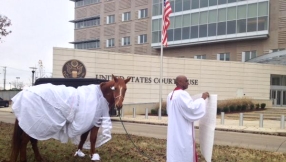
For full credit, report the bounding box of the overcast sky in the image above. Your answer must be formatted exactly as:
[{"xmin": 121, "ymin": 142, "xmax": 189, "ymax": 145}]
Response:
[{"xmin": 0, "ymin": 0, "xmax": 74, "ymax": 89}]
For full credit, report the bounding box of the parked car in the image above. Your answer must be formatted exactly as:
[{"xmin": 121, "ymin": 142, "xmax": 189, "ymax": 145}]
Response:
[{"xmin": 0, "ymin": 97, "xmax": 9, "ymax": 107}]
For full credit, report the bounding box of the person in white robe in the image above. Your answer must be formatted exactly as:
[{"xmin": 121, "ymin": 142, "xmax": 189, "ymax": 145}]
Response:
[
  {"xmin": 166, "ymin": 75, "xmax": 209, "ymax": 162},
  {"xmin": 11, "ymin": 83, "xmax": 112, "ymax": 148}
]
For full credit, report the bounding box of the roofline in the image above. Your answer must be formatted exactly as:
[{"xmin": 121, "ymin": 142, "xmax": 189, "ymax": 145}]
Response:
[
  {"xmin": 69, "ymin": 39, "xmax": 100, "ymax": 44},
  {"xmin": 69, "ymin": 15, "xmax": 100, "ymax": 23}
]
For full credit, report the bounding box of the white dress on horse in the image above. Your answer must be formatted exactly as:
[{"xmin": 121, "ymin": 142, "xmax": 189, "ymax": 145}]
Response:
[{"xmin": 11, "ymin": 83, "xmax": 112, "ymax": 148}]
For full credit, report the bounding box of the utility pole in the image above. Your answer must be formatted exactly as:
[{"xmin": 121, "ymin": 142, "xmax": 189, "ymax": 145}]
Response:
[{"xmin": 3, "ymin": 67, "xmax": 6, "ymax": 90}]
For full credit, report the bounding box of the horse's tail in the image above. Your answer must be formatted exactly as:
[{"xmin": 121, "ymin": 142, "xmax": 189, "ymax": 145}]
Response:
[{"xmin": 10, "ymin": 119, "xmax": 22, "ymax": 162}]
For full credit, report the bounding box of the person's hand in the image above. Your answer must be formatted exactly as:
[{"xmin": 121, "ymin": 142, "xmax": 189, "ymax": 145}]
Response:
[{"xmin": 202, "ymin": 92, "xmax": 209, "ymax": 100}]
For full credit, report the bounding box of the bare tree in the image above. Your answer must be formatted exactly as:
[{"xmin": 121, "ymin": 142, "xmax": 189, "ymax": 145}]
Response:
[
  {"xmin": 0, "ymin": 15, "xmax": 12, "ymax": 42},
  {"xmin": 11, "ymin": 81, "xmax": 17, "ymax": 89},
  {"xmin": 17, "ymin": 82, "xmax": 24, "ymax": 89}
]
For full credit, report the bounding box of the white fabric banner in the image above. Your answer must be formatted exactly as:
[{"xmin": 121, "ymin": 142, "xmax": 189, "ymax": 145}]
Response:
[{"xmin": 192, "ymin": 94, "xmax": 217, "ymax": 162}]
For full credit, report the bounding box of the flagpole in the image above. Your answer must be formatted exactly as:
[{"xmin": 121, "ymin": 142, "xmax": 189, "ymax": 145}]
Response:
[{"xmin": 159, "ymin": 0, "xmax": 164, "ymax": 120}]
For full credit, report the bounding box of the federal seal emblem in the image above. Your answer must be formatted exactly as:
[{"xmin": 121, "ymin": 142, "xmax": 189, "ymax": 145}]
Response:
[{"xmin": 62, "ymin": 59, "xmax": 86, "ymax": 78}]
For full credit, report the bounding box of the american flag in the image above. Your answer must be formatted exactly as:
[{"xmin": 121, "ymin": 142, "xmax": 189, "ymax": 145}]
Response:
[{"xmin": 162, "ymin": 0, "xmax": 172, "ymax": 47}]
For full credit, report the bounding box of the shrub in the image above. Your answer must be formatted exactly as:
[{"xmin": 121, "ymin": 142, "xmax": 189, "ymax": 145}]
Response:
[
  {"xmin": 154, "ymin": 101, "xmax": 167, "ymax": 116},
  {"xmin": 217, "ymin": 107, "xmax": 222, "ymax": 115},
  {"xmin": 217, "ymin": 97, "xmax": 254, "ymax": 113},
  {"xmin": 250, "ymin": 104, "xmax": 254, "ymax": 110},
  {"xmin": 241, "ymin": 104, "xmax": 247, "ymax": 111},
  {"xmin": 151, "ymin": 109, "xmax": 157, "ymax": 115},
  {"xmin": 229, "ymin": 105, "xmax": 235, "ymax": 112},
  {"xmin": 236, "ymin": 105, "xmax": 242, "ymax": 111},
  {"xmin": 261, "ymin": 103, "xmax": 266, "ymax": 109},
  {"xmin": 223, "ymin": 107, "xmax": 229, "ymax": 113},
  {"xmin": 255, "ymin": 103, "xmax": 260, "ymax": 110}
]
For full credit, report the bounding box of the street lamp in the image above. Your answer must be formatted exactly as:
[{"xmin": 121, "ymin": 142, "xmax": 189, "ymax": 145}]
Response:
[
  {"xmin": 9, "ymin": 82, "xmax": 11, "ymax": 90},
  {"xmin": 29, "ymin": 67, "xmax": 37, "ymax": 86}
]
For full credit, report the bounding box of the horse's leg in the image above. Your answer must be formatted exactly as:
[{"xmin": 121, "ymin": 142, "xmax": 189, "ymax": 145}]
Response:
[
  {"xmin": 10, "ymin": 119, "xmax": 22, "ymax": 162},
  {"xmin": 30, "ymin": 137, "xmax": 43, "ymax": 161},
  {"xmin": 90, "ymin": 126, "xmax": 100, "ymax": 160},
  {"xmin": 19, "ymin": 132, "xmax": 30, "ymax": 162},
  {"xmin": 74, "ymin": 131, "xmax": 89, "ymax": 157}
]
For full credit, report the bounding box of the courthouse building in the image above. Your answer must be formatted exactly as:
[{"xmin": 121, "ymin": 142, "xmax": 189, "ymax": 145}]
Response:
[{"xmin": 63, "ymin": 0, "xmax": 286, "ymax": 107}]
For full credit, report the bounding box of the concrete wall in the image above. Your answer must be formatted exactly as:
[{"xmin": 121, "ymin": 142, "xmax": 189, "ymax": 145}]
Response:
[
  {"xmin": 0, "ymin": 91, "xmax": 20, "ymax": 101},
  {"xmin": 53, "ymin": 47, "xmax": 286, "ymax": 106}
]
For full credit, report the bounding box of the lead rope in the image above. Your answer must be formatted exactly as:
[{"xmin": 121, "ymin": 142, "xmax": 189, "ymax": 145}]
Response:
[{"xmin": 118, "ymin": 110, "xmax": 158, "ymax": 162}]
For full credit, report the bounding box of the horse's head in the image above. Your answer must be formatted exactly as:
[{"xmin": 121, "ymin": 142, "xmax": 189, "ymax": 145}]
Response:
[{"xmin": 102, "ymin": 74, "xmax": 131, "ymax": 110}]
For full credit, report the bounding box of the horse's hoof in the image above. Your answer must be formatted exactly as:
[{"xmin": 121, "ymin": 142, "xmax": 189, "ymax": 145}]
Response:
[
  {"xmin": 74, "ymin": 149, "xmax": 85, "ymax": 157},
  {"xmin": 91, "ymin": 153, "xmax": 100, "ymax": 161}
]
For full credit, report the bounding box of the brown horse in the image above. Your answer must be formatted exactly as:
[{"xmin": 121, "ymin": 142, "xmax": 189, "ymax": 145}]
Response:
[{"xmin": 10, "ymin": 74, "xmax": 131, "ymax": 162}]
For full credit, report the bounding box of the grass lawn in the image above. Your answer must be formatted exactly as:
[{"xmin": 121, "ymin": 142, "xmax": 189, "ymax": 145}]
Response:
[{"xmin": 0, "ymin": 122, "xmax": 286, "ymax": 162}]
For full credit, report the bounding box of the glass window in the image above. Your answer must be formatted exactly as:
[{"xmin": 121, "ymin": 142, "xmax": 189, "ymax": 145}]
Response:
[
  {"xmin": 228, "ymin": 0, "xmax": 236, "ymax": 3},
  {"xmin": 169, "ymin": 17, "xmax": 175, "ymax": 29},
  {"xmin": 227, "ymin": 7, "xmax": 236, "ymax": 21},
  {"xmin": 167, "ymin": 29, "xmax": 174, "ymax": 41},
  {"xmin": 195, "ymin": 55, "xmax": 206, "ymax": 59},
  {"xmin": 139, "ymin": 9, "xmax": 148, "ymax": 19},
  {"xmin": 218, "ymin": 8, "xmax": 226, "ymax": 22},
  {"xmin": 200, "ymin": 11, "xmax": 208, "ymax": 24},
  {"xmin": 258, "ymin": 2, "xmax": 268, "ymax": 16},
  {"xmin": 192, "ymin": 0, "xmax": 199, "ymax": 9},
  {"xmin": 107, "ymin": 38, "xmax": 115, "ymax": 47},
  {"xmin": 152, "ymin": 31, "xmax": 159, "ymax": 43},
  {"xmin": 191, "ymin": 13, "xmax": 199, "ymax": 26},
  {"xmin": 208, "ymin": 23, "xmax": 216, "ymax": 36},
  {"xmin": 191, "ymin": 26, "xmax": 199, "ymax": 38},
  {"xmin": 209, "ymin": 10, "xmax": 217, "ymax": 23},
  {"xmin": 175, "ymin": 0, "xmax": 183, "ymax": 12},
  {"xmin": 200, "ymin": 0, "xmax": 208, "ymax": 8},
  {"xmin": 247, "ymin": 18, "xmax": 257, "ymax": 32},
  {"xmin": 258, "ymin": 16, "xmax": 268, "ymax": 31},
  {"xmin": 209, "ymin": 0, "xmax": 217, "ymax": 6},
  {"xmin": 218, "ymin": 0, "xmax": 227, "ymax": 5},
  {"xmin": 139, "ymin": 34, "xmax": 147, "ymax": 44},
  {"xmin": 183, "ymin": 0, "xmax": 191, "ymax": 11},
  {"xmin": 244, "ymin": 51, "xmax": 256, "ymax": 61},
  {"xmin": 152, "ymin": 19, "xmax": 160, "ymax": 31},
  {"xmin": 107, "ymin": 15, "xmax": 115, "ymax": 24},
  {"xmin": 182, "ymin": 27, "xmax": 190, "ymax": 39},
  {"xmin": 199, "ymin": 24, "xmax": 207, "ymax": 37},
  {"xmin": 237, "ymin": 19, "xmax": 246, "ymax": 33},
  {"xmin": 122, "ymin": 12, "xmax": 131, "ymax": 21},
  {"xmin": 217, "ymin": 22, "xmax": 226, "ymax": 35},
  {"xmin": 183, "ymin": 14, "xmax": 191, "ymax": 27},
  {"xmin": 174, "ymin": 15, "xmax": 182, "ymax": 28},
  {"xmin": 122, "ymin": 36, "xmax": 131, "ymax": 45},
  {"xmin": 248, "ymin": 3, "xmax": 257, "ymax": 18},
  {"xmin": 153, "ymin": 4, "xmax": 160, "ymax": 16},
  {"xmin": 174, "ymin": 28, "xmax": 182, "ymax": 40},
  {"xmin": 153, "ymin": 0, "xmax": 159, "ymax": 4},
  {"xmin": 227, "ymin": 20, "xmax": 236, "ymax": 34},
  {"xmin": 219, "ymin": 53, "xmax": 230, "ymax": 61},
  {"xmin": 170, "ymin": 0, "xmax": 175, "ymax": 11},
  {"xmin": 237, "ymin": 5, "xmax": 246, "ymax": 19}
]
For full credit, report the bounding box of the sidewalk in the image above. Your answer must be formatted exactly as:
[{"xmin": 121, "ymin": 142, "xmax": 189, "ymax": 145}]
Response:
[
  {"xmin": 2, "ymin": 107, "xmax": 286, "ymax": 136},
  {"xmin": 110, "ymin": 114, "xmax": 286, "ymax": 136}
]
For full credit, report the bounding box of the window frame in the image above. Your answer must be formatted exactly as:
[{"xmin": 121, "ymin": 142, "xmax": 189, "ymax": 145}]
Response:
[
  {"xmin": 106, "ymin": 38, "xmax": 115, "ymax": 47},
  {"xmin": 106, "ymin": 15, "xmax": 115, "ymax": 24},
  {"xmin": 138, "ymin": 34, "xmax": 147, "ymax": 44},
  {"xmin": 138, "ymin": 9, "xmax": 148, "ymax": 19},
  {"xmin": 121, "ymin": 36, "xmax": 131, "ymax": 46},
  {"xmin": 122, "ymin": 12, "xmax": 131, "ymax": 21}
]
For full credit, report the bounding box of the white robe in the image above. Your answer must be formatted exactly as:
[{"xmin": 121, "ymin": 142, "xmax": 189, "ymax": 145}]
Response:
[
  {"xmin": 11, "ymin": 83, "xmax": 112, "ymax": 148},
  {"xmin": 166, "ymin": 89, "xmax": 206, "ymax": 162}
]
